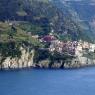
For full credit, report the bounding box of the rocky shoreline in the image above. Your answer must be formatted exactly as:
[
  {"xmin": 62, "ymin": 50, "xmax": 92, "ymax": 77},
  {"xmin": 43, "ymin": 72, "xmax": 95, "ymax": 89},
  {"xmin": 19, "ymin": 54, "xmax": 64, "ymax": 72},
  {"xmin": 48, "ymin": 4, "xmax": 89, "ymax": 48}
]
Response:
[
  {"xmin": 0, "ymin": 47, "xmax": 34, "ymax": 70},
  {"xmin": 1, "ymin": 53, "xmax": 95, "ymax": 70},
  {"xmin": 1, "ymin": 42, "xmax": 95, "ymax": 70}
]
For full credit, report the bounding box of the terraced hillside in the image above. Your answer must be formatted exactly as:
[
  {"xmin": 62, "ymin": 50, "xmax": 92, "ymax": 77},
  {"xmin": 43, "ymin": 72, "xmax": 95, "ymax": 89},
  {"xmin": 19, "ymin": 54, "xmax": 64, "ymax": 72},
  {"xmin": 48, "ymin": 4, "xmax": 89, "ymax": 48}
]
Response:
[{"xmin": 0, "ymin": 0, "xmax": 94, "ymax": 59}]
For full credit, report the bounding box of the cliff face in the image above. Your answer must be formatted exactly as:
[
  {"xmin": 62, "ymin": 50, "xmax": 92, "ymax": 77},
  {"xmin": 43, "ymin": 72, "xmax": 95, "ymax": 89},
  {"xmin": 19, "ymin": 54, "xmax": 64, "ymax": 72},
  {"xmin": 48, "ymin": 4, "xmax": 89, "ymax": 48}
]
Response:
[
  {"xmin": 0, "ymin": 47, "xmax": 34, "ymax": 69},
  {"xmin": 35, "ymin": 56, "xmax": 95, "ymax": 69},
  {"xmin": 0, "ymin": 47, "xmax": 95, "ymax": 69},
  {"xmin": 64, "ymin": 57, "xmax": 95, "ymax": 69}
]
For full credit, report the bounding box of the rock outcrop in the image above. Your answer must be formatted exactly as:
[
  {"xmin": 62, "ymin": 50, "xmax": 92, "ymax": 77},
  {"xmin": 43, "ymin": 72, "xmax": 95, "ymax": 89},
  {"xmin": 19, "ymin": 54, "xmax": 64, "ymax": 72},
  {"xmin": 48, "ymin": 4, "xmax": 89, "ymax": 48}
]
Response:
[
  {"xmin": 0, "ymin": 47, "xmax": 34, "ymax": 69},
  {"xmin": 64, "ymin": 57, "xmax": 95, "ymax": 69}
]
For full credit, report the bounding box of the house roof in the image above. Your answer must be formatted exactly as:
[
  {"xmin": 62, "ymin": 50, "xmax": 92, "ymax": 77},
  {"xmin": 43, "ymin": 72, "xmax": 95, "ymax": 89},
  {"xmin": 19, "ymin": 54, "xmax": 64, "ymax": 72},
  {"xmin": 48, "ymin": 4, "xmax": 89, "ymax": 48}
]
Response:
[{"xmin": 43, "ymin": 35, "xmax": 55, "ymax": 42}]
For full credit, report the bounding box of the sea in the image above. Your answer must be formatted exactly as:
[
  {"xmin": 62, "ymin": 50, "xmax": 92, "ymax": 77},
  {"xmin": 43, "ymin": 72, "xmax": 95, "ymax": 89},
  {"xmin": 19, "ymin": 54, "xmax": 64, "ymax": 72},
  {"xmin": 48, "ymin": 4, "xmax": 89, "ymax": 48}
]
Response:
[{"xmin": 0, "ymin": 67, "xmax": 95, "ymax": 95}]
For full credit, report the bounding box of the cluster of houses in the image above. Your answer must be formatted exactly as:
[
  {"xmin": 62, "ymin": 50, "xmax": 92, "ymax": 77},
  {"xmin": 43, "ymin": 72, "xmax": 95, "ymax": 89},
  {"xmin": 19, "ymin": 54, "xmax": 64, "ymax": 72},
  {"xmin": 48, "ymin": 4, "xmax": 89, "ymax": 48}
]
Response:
[
  {"xmin": 38, "ymin": 34, "xmax": 95, "ymax": 57},
  {"xmin": 75, "ymin": 41, "xmax": 95, "ymax": 57},
  {"xmin": 49, "ymin": 40, "xmax": 78, "ymax": 55}
]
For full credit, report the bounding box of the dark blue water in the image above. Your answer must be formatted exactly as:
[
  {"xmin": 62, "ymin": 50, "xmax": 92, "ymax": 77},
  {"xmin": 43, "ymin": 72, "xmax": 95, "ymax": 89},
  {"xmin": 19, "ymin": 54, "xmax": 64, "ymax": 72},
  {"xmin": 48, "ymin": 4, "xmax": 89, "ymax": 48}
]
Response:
[{"xmin": 0, "ymin": 67, "xmax": 95, "ymax": 95}]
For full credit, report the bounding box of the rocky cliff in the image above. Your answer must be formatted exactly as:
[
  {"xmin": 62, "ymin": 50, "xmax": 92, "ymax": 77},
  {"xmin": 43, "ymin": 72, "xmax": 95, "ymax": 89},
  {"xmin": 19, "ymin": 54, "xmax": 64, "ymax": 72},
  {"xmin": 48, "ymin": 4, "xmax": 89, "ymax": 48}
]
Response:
[
  {"xmin": 64, "ymin": 57, "xmax": 95, "ymax": 69},
  {"xmin": 1, "ymin": 48, "xmax": 95, "ymax": 69},
  {"xmin": 34, "ymin": 56, "xmax": 95, "ymax": 69},
  {"xmin": 0, "ymin": 47, "xmax": 34, "ymax": 69}
]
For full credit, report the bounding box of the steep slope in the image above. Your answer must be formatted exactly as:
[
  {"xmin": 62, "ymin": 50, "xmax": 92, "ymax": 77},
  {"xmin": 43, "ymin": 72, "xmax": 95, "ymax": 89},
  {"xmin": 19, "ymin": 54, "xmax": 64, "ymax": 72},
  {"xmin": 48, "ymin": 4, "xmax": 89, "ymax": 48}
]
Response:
[
  {"xmin": 0, "ymin": 0, "xmax": 89, "ymax": 42},
  {"xmin": 63, "ymin": 0, "xmax": 95, "ymax": 40},
  {"xmin": 50, "ymin": 0, "xmax": 95, "ymax": 42}
]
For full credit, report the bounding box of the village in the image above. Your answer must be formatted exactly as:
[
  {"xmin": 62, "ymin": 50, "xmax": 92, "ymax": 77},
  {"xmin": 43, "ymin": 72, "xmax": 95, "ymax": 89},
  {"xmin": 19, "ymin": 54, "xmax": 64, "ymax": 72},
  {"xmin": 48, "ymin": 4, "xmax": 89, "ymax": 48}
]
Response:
[
  {"xmin": 5, "ymin": 21, "xmax": 95, "ymax": 59},
  {"xmin": 36, "ymin": 33, "xmax": 95, "ymax": 58}
]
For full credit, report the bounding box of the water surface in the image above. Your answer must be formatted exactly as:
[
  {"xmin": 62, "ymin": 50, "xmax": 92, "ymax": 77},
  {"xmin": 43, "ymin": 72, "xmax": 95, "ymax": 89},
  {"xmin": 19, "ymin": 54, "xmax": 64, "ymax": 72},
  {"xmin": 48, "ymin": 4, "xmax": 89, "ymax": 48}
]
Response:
[{"xmin": 0, "ymin": 67, "xmax": 95, "ymax": 95}]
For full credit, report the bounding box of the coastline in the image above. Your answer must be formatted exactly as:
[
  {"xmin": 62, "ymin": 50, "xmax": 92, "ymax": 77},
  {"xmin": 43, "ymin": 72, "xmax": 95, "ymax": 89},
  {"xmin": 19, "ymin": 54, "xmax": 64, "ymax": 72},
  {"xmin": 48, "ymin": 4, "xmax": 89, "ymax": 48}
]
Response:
[
  {"xmin": 1, "ymin": 41, "xmax": 95, "ymax": 70},
  {"xmin": 1, "ymin": 63, "xmax": 95, "ymax": 71}
]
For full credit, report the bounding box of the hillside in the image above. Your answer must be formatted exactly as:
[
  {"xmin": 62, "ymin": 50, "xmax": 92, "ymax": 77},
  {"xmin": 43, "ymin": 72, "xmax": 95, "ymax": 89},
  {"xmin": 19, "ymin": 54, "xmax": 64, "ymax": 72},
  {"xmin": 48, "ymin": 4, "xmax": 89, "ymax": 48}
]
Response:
[
  {"xmin": 63, "ymin": 0, "xmax": 95, "ymax": 41},
  {"xmin": 0, "ymin": 0, "xmax": 95, "ymax": 69},
  {"xmin": 0, "ymin": 0, "xmax": 94, "ymax": 62},
  {"xmin": 0, "ymin": 0, "xmax": 91, "ymax": 42},
  {"xmin": 51, "ymin": 0, "xmax": 95, "ymax": 42}
]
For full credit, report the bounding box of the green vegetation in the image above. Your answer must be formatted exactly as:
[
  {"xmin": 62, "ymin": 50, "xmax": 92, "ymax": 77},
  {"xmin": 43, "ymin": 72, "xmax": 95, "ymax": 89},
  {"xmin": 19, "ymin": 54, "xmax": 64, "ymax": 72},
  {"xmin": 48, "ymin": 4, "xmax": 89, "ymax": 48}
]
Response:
[
  {"xmin": 0, "ymin": 0, "xmax": 89, "ymax": 42},
  {"xmin": 0, "ymin": 0, "xmax": 94, "ymax": 59},
  {"xmin": 0, "ymin": 22, "xmax": 42, "ymax": 58},
  {"xmin": 19, "ymin": 22, "xmax": 50, "ymax": 36},
  {"xmin": 0, "ymin": 42, "xmax": 21, "ymax": 58},
  {"xmin": 0, "ymin": 22, "xmax": 41, "ymax": 45}
]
